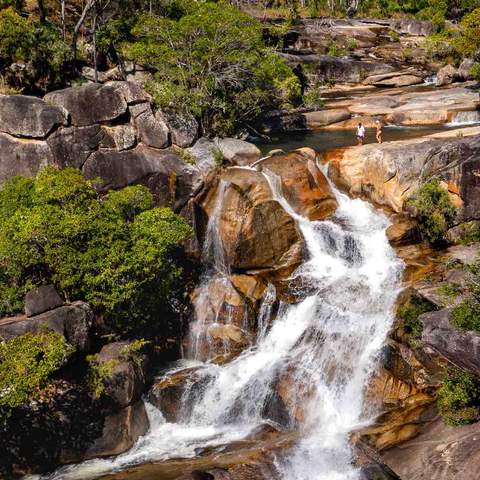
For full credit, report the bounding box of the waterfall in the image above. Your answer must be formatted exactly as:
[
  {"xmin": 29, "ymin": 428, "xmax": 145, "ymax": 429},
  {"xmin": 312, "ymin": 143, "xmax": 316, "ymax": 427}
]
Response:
[
  {"xmin": 42, "ymin": 166, "xmax": 403, "ymax": 480},
  {"xmin": 449, "ymin": 110, "xmax": 480, "ymax": 126}
]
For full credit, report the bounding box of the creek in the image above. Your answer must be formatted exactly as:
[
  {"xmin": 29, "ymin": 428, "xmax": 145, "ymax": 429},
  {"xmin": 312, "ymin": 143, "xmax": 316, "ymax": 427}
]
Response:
[{"xmin": 43, "ymin": 148, "xmax": 404, "ymax": 480}]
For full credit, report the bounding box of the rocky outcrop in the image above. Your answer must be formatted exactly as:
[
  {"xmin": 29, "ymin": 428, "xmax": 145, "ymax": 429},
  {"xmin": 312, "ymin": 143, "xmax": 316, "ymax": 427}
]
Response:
[
  {"xmin": 303, "ymin": 108, "xmax": 351, "ymax": 129},
  {"xmin": 436, "ymin": 64, "xmax": 457, "ymax": 87},
  {"xmin": 421, "ymin": 308, "xmax": 480, "ymax": 376},
  {"xmin": 382, "ymin": 417, "xmax": 480, "ymax": 480},
  {"xmin": 327, "ymin": 135, "xmax": 480, "ymax": 221},
  {"xmin": 215, "ymin": 138, "xmax": 261, "ymax": 166},
  {"xmin": 0, "ymin": 95, "xmax": 66, "ymax": 138},
  {"xmin": 25, "ymin": 285, "xmax": 63, "ymax": 317},
  {"xmin": 0, "ymin": 302, "xmax": 94, "ymax": 351}
]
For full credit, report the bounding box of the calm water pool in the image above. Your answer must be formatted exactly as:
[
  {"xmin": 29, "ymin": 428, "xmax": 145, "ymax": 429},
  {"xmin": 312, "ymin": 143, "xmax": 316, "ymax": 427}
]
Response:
[{"xmin": 254, "ymin": 124, "xmax": 467, "ymax": 155}]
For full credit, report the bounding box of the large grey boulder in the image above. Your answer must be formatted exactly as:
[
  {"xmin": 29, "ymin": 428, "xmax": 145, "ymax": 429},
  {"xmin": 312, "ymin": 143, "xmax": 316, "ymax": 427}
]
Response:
[
  {"xmin": 100, "ymin": 125, "xmax": 136, "ymax": 151},
  {"xmin": 0, "ymin": 132, "xmax": 53, "ymax": 185},
  {"xmin": 457, "ymin": 58, "xmax": 475, "ymax": 81},
  {"xmin": 303, "ymin": 108, "xmax": 351, "ymax": 128},
  {"xmin": 158, "ymin": 110, "xmax": 198, "ymax": 148},
  {"xmin": 394, "ymin": 19, "xmax": 433, "ymax": 36},
  {"xmin": 47, "ymin": 125, "xmax": 104, "ymax": 169},
  {"xmin": 85, "ymin": 401, "xmax": 149, "ymax": 460},
  {"xmin": 44, "ymin": 84, "xmax": 128, "ymax": 127},
  {"xmin": 0, "ymin": 95, "xmax": 66, "ymax": 138},
  {"xmin": 421, "ymin": 308, "xmax": 480, "ymax": 376},
  {"xmin": 186, "ymin": 137, "xmax": 219, "ymax": 175},
  {"xmin": 82, "ymin": 145, "xmax": 198, "ymax": 211},
  {"xmin": 0, "ymin": 302, "xmax": 94, "ymax": 351},
  {"xmin": 215, "ymin": 138, "xmax": 261, "ymax": 166},
  {"xmin": 129, "ymin": 102, "xmax": 169, "ymax": 149},
  {"xmin": 25, "ymin": 285, "xmax": 63, "ymax": 317},
  {"xmin": 93, "ymin": 341, "xmax": 147, "ymax": 408},
  {"xmin": 436, "ymin": 64, "xmax": 457, "ymax": 87}
]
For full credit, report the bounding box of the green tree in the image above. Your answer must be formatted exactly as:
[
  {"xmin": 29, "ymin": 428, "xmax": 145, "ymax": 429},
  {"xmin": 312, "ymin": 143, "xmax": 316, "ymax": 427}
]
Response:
[
  {"xmin": 453, "ymin": 7, "xmax": 480, "ymax": 57},
  {"xmin": 0, "ymin": 167, "xmax": 192, "ymax": 335},
  {"xmin": 123, "ymin": 2, "xmax": 301, "ymax": 136}
]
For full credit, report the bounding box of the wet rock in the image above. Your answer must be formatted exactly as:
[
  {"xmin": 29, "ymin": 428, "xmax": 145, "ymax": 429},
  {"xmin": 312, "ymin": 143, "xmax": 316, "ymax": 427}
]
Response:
[
  {"xmin": 303, "ymin": 108, "xmax": 351, "ymax": 128},
  {"xmin": 0, "ymin": 95, "xmax": 66, "ymax": 138},
  {"xmin": 158, "ymin": 110, "xmax": 198, "ymax": 148},
  {"xmin": 44, "ymin": 84, "xmax": 128, "ymax": 127},
  {"xmin": 47, "ymin": 124, "xmax": 104, "ymax": 169},
  {"xmin": 421, "ymin": 308, "xmax": 480, "ymax": 376},
  {"xmin": 436, "ymin": 64, "xmax": 457, "ymax": 87},
  {"xmin": 215, "ymin": 138, "xmax": 261, "ymax": 166},
  {"xmin": 82, "ymin": 145, "xmax": 197, "ymax": 211},
  {"xmin": 25, "ymin": 285, "xmax": 63, "ymax": 317},
  {"xmin": 85, "ymin": 400, "xmax": 149, "ymax": 460},
  {"xmin": 94, "ymin": 341, "xmax": 148, "ymax": 407},
  {"xmin": 0, "ymin": 302, "xmax": 94, "ymax": 351},
  {"xmin": 0, "ymin": 132, "xmax": 53, "ymax": 185},
  {"xmin": 258, "ymin": 151, "xmax": 338, "ymax": 221},
  {"xmin": 201, "ymin": 168, "xmax": 301, "ymax": 271},
  {"xmin": 382, "ymin": 417, "xmax": 480, "ymax": 480},
  {"xmin": 129, "ymin": 102, "xmax": 169, "ymax": 149}
]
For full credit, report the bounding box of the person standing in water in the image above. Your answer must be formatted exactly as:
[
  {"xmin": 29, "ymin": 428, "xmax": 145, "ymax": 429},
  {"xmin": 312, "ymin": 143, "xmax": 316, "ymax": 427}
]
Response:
[
  {"xmin": 375, "ymin": 119, "xmax": 383, "ymax": 144},
  {"xmin": 356, "ymin": 122, "xmax": 365, "ymax": 145}
]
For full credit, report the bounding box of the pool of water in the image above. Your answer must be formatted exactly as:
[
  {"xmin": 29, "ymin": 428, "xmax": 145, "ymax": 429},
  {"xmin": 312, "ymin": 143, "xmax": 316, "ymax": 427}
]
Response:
[{"xmin": 254, "ymin": 124, "xmax": 467, "ymax": 155}]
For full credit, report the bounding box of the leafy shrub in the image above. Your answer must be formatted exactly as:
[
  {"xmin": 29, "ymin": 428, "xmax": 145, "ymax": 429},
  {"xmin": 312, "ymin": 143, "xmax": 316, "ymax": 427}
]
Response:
[
  {"xmin": 402, "ymin": 47, "xmax": 413, "ymax": 61},
  {"xmin": 407, "ymin": 180, "xmax": 456, "ymax": 244},
  {"xmin": 0, "ymin": 167, "xmax": 192, "ymax": 335},
  {"xmin": 123, "ymin": 2, "xmax": 301, "ymax": 136},
  {"xmin": 0, "ymin": 331, "xmax": 74, "ymax": 418},
  {"xmin": 86, "ymin": 356, "xmax": 120, "ymax": 399},
  {"xmin": 452, "ymin": 298, "xmax": 480, "ymax": 332},
  {"xmin": 471, "ymin": 62, "xmax": 480, "ymax": 80},
  {"xmin": 397, "ymin": 296, "xmax": 436, "ymax": 339},
  {"xmin": 303, "ymin": 85, "xmax": 326, "ymax": 109},
  {"xmin": 453, "ymin": 7, "xmax": 480, "ymax": 57},
  {"xmin": 327, "ymin": 41, "xmax": 346, "ymax": 57},
  {"xmin": 437, "ymin": 367, "xmax": 480, "ymax": 426},
  {"xmin": 0, "ymin": 8, "xmax": 70, "ymax": 92},
  {"xmin": 438, "ymin": 282, "xmax": 462, "ymax": 301},
  {"xmin": 389, "ymin": 30, "xmax": 401, "ymax": 42}
]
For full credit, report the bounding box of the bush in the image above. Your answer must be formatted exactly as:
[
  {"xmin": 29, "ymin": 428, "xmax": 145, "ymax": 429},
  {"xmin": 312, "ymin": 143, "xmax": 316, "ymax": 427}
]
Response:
[
  {"xmin": 123, "ymin": 2, "xmax": 301, "ymax": 136},
  {"xmin": 0, "ymin": 8, "xmax": 70, "ymax": 92},
  {"xmin": 452, "ymin": 298, "xmax": 480, "ymax": 331},
  {"xmin": 453, "ymin": 8, "xmax": 480, "ymax": 57},
  {"xmin": 0, "ymin": 331, "xmax": 74, "ymax": 418},
  {"xmin": 397, "ymin": 296, "xmax": 436, "ymax": 339},
  {"xmin": 437, "ymin": 367, "xmax": 480, "ymax": 426},
  {"xmin": 408, "ymin": 180, "xmax": 456, "ymax": 244},
  {"xmin": 471, "ymin": 62, "xmax": 480, "ymax": 80},
  {"xmin": 303, "ymin": 85, "xmax": 325, "ymax": 109},
  {"xmin": 0, "ymin": 167, "xmax": 192, "ymax": 335}
]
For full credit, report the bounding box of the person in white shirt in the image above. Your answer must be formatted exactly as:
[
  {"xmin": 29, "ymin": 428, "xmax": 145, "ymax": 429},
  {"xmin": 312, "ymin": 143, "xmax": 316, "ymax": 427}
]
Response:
[{"xmin": 356, "ymin": 122, "xmax": 365, "ymax": 145}]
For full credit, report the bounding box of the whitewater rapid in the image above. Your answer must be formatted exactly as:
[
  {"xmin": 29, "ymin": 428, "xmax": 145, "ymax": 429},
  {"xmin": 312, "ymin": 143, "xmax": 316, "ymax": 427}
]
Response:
[{"xmin": 43, "ymin": 164, "xmax": 404, "ymax": 480}]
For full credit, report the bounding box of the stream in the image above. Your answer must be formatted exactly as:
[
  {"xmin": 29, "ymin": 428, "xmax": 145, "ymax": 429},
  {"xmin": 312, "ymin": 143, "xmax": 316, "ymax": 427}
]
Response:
[{"xmin": 42, "ymin": 139, "xmax": 405, "ymax": 479}]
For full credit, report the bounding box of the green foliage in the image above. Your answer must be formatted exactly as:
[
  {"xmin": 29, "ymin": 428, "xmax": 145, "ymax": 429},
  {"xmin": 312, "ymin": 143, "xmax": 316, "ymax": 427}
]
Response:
[
  {"xmin": 211, "ymin": 146, "xmax": 225, "ymax": 166},
  {"xmin": 86, "ymin": 356, "xmax": 119, "ymax": 399},
  {"xmin": 451, "ymin": 298, "xmax": 480, "ymax": 332},
  {"xmin": 304, "ymin": 85, "xmax": 325, "ymax": 109},
  {"xmin": 0, "ymin": 167, "xmax": 192, "ymax": 334},
  {"xmin": 123, "ymin": 2, "xmax": 301, "ymax": 136},
  {"xmin": 453, "ymin": 8, "xmax": 480, "ymax": 57},
  {"xmin": 408, "ymin": 180, "xmax": 456, "ymax": 244},
  {"xmin": 0, "ymin": 331, "xmax": 74, "ymax": 418},
  {"xmin": 398, "ymin": 296, "xmax": 435, "ymax": 339},
  {"xmin": 437, "ymin": 367, "xmax": 480, "ymax": 426},
  {"xmin": 389, "ymin": 30, "xmax": 401, "ymax": 42},
  {"xmin": 438, "ymin": 282, "xmax": 462, "ymax": 301},
  {"xmin": 327, "ymin": 40, "xmax": 346, "ymax": 57},
  {"xmin": 402, "ymin": 47, "xmax": 413, "ymax": 61},
  {"xmin": 471, "ymin": 62, "xmax": 480, "ymax": 80},
  {"xmin": 0, "ymin": 8, "xmax": 70, "ymax": 92}
]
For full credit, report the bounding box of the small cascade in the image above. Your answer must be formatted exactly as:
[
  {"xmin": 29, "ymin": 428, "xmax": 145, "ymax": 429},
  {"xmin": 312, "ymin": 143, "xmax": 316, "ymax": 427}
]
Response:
[
  {"xmin": 449, "ymin": 110, "xmax": 480, "ymax": 126},
  {"xmin": 44, "ymin": 164, "xmax": 403, "ymax": 480}
]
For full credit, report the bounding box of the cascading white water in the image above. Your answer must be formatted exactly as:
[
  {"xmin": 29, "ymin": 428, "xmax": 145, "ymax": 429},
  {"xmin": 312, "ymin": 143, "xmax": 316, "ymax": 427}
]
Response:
[
  {"xmin": 449, "ymin": 110, "xmax": 480, "ymax": 126},
  {"xmin": 42, "ymin": 166, "xmax": 403, "ymax": 480}
]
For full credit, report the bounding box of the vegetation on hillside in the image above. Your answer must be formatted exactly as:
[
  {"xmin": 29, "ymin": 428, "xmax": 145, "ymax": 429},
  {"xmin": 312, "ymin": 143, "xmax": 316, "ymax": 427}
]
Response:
[
  {"xmin": 438, "ymin": 367, "xmax": 480, "ymax": 426},
  {"xmin": 0, "ymin": 167, "xmax": 192, "ymax": 335},
  {"xmin": 0, "ymin": 331, "xmax": 74, "ymax": 419}
]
